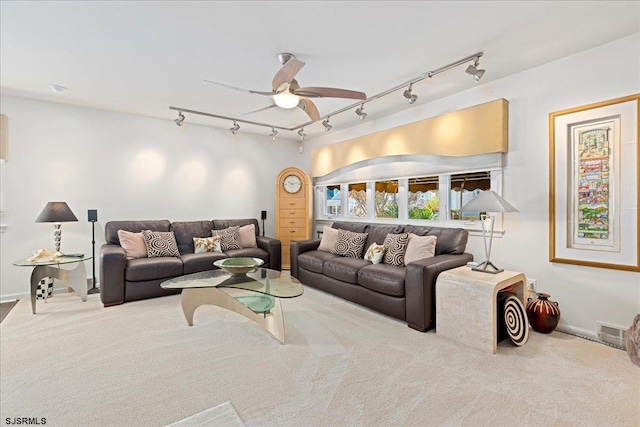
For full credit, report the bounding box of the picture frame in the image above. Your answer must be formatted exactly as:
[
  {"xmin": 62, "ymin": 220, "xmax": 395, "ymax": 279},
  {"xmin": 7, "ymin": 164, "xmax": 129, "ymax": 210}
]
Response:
[{"xmin": 549, "ymin": 94, "xmax": 639, "ymax": 272}]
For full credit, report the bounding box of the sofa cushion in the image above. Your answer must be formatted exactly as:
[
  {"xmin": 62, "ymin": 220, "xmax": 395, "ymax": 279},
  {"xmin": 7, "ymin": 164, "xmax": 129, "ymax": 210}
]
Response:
[
  {"xmin": 224, "ymin": 247, "xmax": 269, "ymax": 264},
  {"xmin": 170, "ymin": 221, "xmax": 214, "ymax": 254},
  {"xmin": 332, "ymin": 229, "xmax": 369, "ymax": 258},
  {"xmin": 117, "ymin": 230, "xmax": 147, "ymax": 260},
  {"xmin": 364, "ymin": 243, "xmax": 386, "ymax": 264},
  {"xmin": 405, "ymin": 225, "xmax": 468, "ymax": 255},
  {"xmin": 213, "ymin": 219, "xmax": 260, "ymax": 236},
  {"xmin": 125, "ymin": 257, "xmax": 183, "ymax": 281},
  {"xmin": 383, "ymin": 233, "xmax": 409, "ymax": 266},
  {"xmin": 142, "ymin": 230, "xmax": 180, "ymax": 257},
  {"xmin": 324, "ymin": 257, "xmax": 371, "ymax": 284},
  {"xmin": 363, "ymin": 224, "xmax": 405, "ymax": 254},
  {"xmin": 331, "ymin": 221, "xmax": 369, "ymax": 234},
  {"xmin": 211, "ymin": 226, "xmax": 242, "ymax": 251},
  {"xmin": 105, "ymin": 220, "xmax": 170, "ymax": 245},
  {"xmin": 404, "ymin": 234, "xmax": 437, "ymax": 265},
  {"xmin": 318, "ymin": 226, "xmax": 339, "ymax": 252},
  {"xmin": 358, "ymin": 264, "xmax": 406, "ymax": 297},
  {"xmin": 298, "ymin": 250, "xmax": 339, "ymax": 274},
  {"xmin": 181, "ymin": 252, "xmax": 228, "ymax": 274}
]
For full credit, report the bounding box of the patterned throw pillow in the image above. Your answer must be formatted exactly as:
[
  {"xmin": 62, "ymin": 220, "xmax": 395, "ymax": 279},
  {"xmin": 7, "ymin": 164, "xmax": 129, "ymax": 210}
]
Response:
[
  {"xmin": 141, "ymin": 230, "xmax": 180, "ymax": 257},
  {"xmin": 332, "ymin": 229, "xmax": 368, "ymax": 258},
  {"xmin": 383, "ymin": 233, "xmax": 409, "ymax": 266},
  {"xmin": 364, "ymin": 243, "xmax": 386, "ymax": 264},
  {"xmin": 211, "ymin": 226, "xmax": 242, "ymax": 251},
  {"xmin": 193, "ymin": 236, "xmax": 222, "ymax": 253}
]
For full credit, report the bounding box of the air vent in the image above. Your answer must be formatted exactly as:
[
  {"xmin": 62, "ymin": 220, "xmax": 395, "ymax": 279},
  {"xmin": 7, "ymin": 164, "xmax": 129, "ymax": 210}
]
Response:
[{"xmin": 597, "ymin": 322, "xmax": 626, "ymax": 350}]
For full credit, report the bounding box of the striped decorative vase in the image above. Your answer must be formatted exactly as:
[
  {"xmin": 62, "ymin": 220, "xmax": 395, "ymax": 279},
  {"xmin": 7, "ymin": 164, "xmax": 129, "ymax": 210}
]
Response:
[{"xmin": 526, "ymin": 293, "xmax": 560, "ymax": 333}]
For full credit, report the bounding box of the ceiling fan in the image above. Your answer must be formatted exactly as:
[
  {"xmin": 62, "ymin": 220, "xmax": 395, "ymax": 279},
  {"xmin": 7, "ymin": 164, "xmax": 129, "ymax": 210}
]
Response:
[{"xmin": 204, "ymin": 53, "xmax": 367, "ymax": 122}]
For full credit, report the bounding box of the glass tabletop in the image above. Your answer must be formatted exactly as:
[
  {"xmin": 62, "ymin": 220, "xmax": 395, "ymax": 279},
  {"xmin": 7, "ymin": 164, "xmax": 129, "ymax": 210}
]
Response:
[
  {"xmin": 160, "ymin": 268, "xmax": 303, "ymax": 299},
  {"xmin": 13, "ymin": 255, "xmax": 93, "ymax": 266}
]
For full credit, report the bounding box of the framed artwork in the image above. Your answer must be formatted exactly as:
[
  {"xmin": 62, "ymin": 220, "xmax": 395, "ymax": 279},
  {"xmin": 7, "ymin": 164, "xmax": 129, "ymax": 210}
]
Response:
[{"xmin": 549, "ymin": 94, "xmax": 639, "ymax": 272}]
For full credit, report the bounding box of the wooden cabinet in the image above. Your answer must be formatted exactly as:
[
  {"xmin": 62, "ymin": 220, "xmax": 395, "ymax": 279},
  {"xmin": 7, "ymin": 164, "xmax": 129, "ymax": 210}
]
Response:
[{"xmin": 275, "ymin": 167, "xmax": 312, "ymax": 269}]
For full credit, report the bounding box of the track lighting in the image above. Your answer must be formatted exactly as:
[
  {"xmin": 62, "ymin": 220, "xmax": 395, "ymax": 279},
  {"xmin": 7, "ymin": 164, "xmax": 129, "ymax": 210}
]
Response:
[
  {"xmin": 403, "ymin": 84, "xmax": 418, "ymax": 104},
  {"xmin": 322, "ymin": 118, "xmax": 332, "ymax": 132},
  {"xmin": 269, "ymin": 127, "xmax": 278, "ymax": 140},
  {"xmin": 230, "ymin": 121, "xmax": 240, "ymax": 134},
  {"xmin": 465, "ymin": 58, "xmax": 486, "ymax": 82},
  {"xmin": 174, "ymin": 112, "xmax": 185, "ymax": 126},
  {"xmin": 298, "ymin": 128, "xmax": 307, "ymax": 141},
  {"xmin": 355, "ymin": 104, "xmax": 367, "ymax": 120}
]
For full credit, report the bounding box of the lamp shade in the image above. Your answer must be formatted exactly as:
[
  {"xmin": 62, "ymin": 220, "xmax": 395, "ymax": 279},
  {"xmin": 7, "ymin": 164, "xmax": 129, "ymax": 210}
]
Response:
[
  {"xmin": 461, "ymin": 191, "xmax": 519, "ymax": 213},
  {"xmin": 35, "ymin": 202, "xmax": 78, "ymax": 223}
]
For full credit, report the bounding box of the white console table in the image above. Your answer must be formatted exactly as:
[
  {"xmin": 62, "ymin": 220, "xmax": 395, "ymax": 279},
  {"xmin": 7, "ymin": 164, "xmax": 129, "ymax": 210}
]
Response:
[{"xmin": 436, "ymin": 266, "xmax": 526, "ymax": 354}]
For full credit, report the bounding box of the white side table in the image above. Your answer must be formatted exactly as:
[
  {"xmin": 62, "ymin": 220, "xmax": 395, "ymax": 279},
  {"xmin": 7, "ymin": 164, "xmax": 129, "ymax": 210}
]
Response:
[{"xmin": 436, "ymin": 266, "xmax": 526, "ymax": 354}]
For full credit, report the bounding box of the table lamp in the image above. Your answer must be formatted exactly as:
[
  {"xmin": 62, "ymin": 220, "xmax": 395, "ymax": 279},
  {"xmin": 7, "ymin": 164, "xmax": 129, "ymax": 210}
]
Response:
[
  {"xmin": 461, "ymin": 190, "xmax": 518, "ymax": 274},
  {"xmin": 35, "ymin": 202, "xmax": 78, "ymax": 257}
]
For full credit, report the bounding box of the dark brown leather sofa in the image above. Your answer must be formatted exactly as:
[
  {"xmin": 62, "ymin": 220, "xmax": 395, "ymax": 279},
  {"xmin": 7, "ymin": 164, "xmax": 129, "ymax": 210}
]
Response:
[
  {"xmin": 290, "ymin": 221, "xmax": 472, "ymax": 332},
  {"xmin": 100, "ymin": 218, "xmax": 281, "ymax": 306}
]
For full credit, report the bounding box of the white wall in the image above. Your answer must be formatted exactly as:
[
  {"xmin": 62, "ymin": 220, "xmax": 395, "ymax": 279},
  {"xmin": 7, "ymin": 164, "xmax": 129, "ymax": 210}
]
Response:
[
  {"xmin": 0, "ymin": 96, "xmax": 301, "ymax": 301},
  {"xmin": 302, "ymin": 33, "xmax": 640, "ymax": 338}
]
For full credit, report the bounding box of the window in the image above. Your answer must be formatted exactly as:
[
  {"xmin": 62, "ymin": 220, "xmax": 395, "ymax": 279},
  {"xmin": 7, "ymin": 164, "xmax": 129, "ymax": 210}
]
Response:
[
  {"xmin": 348, "ymin": 183, "xmax": 367, "ymax": 218},
  {"xmin": 408, "ymin": 176, "xmax": 439, "ymax": 220},
  {"xmin": 325, "ymin": 185, "xmax": 341, "ymax": 216},
  {"xmin": 449, "ymin": 172, "xmax": 491, "ymax": 221},
  {"xmin": 375, "ymin": 180, "xmax": 398, "ymax": 218}
]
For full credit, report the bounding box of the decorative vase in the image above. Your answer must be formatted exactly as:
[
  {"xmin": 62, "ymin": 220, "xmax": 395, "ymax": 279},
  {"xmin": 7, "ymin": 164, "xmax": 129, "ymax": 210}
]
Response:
[{"xmin": 526, "ymin": 292, "xmax": 560, "ymax": 333}]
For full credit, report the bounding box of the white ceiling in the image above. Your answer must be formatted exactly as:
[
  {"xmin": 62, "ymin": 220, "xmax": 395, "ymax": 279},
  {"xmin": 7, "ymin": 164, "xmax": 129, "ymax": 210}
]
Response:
[{"xmin": 1, "ymin": 1, "xmax": 638, "ymax": 140}]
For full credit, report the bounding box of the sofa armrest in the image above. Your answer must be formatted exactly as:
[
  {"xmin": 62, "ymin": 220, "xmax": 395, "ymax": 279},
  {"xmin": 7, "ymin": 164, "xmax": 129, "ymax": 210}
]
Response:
[
  {"xmin": 404, "ymin": 253, "xmax": 473, "ymax": 331},
  {"xmin": 290, "ymin": 239, "xmax": 321, "ymax": 278},
  {"xmin": 257, "ymin": 236, "xmax": 282, "ymax": 271},
  {"xmin": 100, "ymin": 244, "xmax": 127, "ymax": 306}
]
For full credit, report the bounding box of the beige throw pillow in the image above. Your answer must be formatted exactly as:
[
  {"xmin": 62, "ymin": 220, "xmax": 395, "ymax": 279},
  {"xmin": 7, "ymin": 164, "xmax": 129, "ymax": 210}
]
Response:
[
  {"xmin": 238, "ymin": 224, "xmax": 258, "ymax": 248},
  {"xmin": 193, "ymin": 236, "xmax": 222, "ymax": 253},
  {"xmin": 117, "ymin": 230, "xmax": 148, "ymax": 260},
  {"xmin": 404, "ymin": 233, "xmax": 437, "ymax": 265},
  {"xmin": 318, "ymin": 226, "xmax": 339, "ymax": 252}
]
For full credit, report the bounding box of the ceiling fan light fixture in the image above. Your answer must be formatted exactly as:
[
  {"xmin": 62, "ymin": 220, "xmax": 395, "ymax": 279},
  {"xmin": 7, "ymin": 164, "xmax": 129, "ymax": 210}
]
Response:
[
  {"xmin": 230, "ymin": 121, "xmax": 240, "ymax": 134},
  {"xmin": 269, "ymin": 127, "xmax": 278, "ymax": 140},
  {"xmin": 298, "ymin": 128, "xmax": 306, "ymax": 141},
  {"xmin": 322, "ymin": 118, "xmax": 332, "ymax": 132},
  {"xmin": 273, "ymin": 92, "xmax": 300, "ymax": 109},
  {"xmin": 174, "ymin": 112, "xmax": 185, "ymax": 126}
]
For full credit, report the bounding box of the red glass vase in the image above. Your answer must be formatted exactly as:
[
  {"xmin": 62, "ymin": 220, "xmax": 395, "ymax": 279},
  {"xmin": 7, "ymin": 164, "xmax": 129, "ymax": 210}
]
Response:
[{"xmin": 526, "ymin": 293, "xmax": 560, "ymax": 333}]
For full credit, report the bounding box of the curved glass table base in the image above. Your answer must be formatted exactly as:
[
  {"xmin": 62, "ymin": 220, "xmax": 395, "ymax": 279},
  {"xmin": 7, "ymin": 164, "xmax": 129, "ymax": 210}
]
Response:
[{"xmin": 181, "ymin": 287, "xmax": 286, "ymax": 344}]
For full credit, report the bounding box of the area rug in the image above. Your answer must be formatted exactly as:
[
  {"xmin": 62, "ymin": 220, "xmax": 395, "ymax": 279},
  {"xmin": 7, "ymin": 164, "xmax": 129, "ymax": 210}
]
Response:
[
  {"xmin": 166, "ymin": 401, "xmax": 244, "ymax": 427},
  {"xmin": 1, "ymin": 287, "xmax": 638, "ymax": 426}
]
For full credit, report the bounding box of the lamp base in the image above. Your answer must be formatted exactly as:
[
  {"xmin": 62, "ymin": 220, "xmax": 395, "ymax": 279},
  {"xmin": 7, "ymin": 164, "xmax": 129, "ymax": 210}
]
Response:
[{"xmin": 472, "ymin": 261, "xmax": 504, "ymax": 274}]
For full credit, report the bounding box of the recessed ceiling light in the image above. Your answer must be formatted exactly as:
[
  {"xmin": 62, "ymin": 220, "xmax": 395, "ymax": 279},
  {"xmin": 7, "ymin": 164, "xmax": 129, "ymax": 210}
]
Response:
[{"xmin": 49, "ymin": 84, "xmax": 69, "ymax": 94}]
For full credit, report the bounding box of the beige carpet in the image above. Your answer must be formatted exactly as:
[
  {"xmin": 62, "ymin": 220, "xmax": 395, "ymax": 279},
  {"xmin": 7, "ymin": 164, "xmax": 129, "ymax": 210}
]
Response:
[
  {"xmin": 1, "ymin": 287, "xmax": 638, "ymax": 427},
  {"xmin": 166, "ymin": 401, "xmax": 244, "ymax": 426}
]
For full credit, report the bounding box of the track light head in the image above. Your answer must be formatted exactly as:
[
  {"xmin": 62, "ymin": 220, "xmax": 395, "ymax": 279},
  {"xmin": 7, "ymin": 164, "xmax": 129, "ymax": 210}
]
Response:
[
  {"xmin": 355, "ymin": 104, "xmax": 367, "ymax": 120},
  {"xmin": 269, "ymin": 127, "xmax": 278, "ymax": 140},
  {"xmin": 403, "ymin": 85, "xmax": 418, "ymax": 104},
  {"xmin": 298, "ymin": 128, "xmax": 306, "ymax": 141},
  {"xmin": 322, "ymin": 118, "xmax": 332, "ymax": 132},
  {"xmin": 465, "ymin": 59, "xmax": 486, "ymax": 82},
  {"xmin": 298, "ymin": 143, "xmax": 304, "ymax": 154},
  {"xmin": 230, "ymin": 121, "xmax": 240, "ymax": 134},
  {"xmin": 174, "ymin": 112, "xmax": 185, "ymax": 126}
]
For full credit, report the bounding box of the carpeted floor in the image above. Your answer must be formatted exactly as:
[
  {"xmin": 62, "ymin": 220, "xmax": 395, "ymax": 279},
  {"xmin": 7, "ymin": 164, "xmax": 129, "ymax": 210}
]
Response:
[{"xmin": 0, "ymin": 287, "xmax": 638, "ymax": 427}]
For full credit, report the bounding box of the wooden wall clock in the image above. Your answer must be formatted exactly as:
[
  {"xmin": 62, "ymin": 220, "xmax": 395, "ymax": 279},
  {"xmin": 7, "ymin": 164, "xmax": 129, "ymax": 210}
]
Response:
[{"xmin": 275, "ymin": 167, "xmax": 312, "ymax": 269}]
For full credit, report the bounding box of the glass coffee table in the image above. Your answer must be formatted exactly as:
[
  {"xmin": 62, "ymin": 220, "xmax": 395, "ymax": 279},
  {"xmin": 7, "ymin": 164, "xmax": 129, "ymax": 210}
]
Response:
[{"xmin": 161, "ymin": 268, "xmax": 303, "ymax": 344}]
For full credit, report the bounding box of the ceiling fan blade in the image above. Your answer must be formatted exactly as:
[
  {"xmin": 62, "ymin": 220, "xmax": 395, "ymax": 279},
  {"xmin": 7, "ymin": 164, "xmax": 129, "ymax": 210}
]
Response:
[
  {"xmin": 298, "ymin": 98, "xmax": 320, "ymax": 122},
  {"xmin": 272, "ymin": 58, "xmax": 306, "ymax": 92},
  {"xmin": 293, "ymin": 87, "xmax": 367, "ymax": 100},
  {"xmin": 203, "ymin": 80, "xmax": 273, "ymax": 97},
  {"xmin": 241, "ymin": 103, "xmax": 278, "ymax": 116}
]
